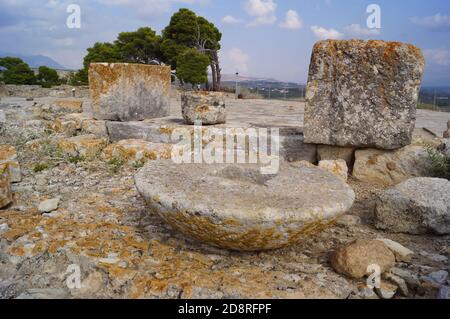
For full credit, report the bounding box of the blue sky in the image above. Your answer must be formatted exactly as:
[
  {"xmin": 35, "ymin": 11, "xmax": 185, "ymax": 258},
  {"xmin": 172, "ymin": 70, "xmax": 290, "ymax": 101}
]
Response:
[{"xmin": 1, "ymin": 0, "xmax": 450, "ymax": 85}]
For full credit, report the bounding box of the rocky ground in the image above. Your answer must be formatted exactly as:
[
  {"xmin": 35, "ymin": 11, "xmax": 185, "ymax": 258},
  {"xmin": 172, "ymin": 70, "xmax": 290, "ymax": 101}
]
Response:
[{"xmin": 0, "ymin": 93, "xmax": 449, "ymax": 299}]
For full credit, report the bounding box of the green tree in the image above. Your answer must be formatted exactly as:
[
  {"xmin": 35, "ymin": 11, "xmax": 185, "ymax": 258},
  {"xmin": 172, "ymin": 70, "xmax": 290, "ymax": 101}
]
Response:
[
  {"xmin": 36, "ymin": 66, "xmax": 60, "ymax": 88},
  {"xmin": 176, "ymin": 48, "xmax": 210, "ymax": 86},
  {"xmin": 115, "ymin": 27, "xmax": 162, "ymax": 64},
  {"xmin": 75, "ymin": 42, "xmax": 122, "ymax": 84},
  {"xmin": 0, "ymin": 57, "xmax": 36, "ymax": 85},
  {"xmin": 162, "ymin": 8, "xmax": 222, "ymax": 90}
]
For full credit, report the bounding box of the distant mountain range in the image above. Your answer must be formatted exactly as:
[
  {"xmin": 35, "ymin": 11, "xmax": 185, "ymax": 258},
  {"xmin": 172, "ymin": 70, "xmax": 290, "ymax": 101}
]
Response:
[{"xmin": 0, "ymin": 52, "xmax": 68, "ymax": 70}]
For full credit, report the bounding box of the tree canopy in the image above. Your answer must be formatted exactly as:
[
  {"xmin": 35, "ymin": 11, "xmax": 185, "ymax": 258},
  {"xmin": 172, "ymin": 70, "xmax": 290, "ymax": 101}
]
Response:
[
  {"xmin": 0, "ymin": 57, "xmax": 36, "ymax": 85},
  {"xmin": 36, "ymin": 66, "xmax": 60, "ymax": 88},
  {"xmin": 161, "ymin": 8, "xmax": 222, "ymax": 90},
  {"xmin": 176, "ymin": 48, "xmax": 210, "ymax": 86}
]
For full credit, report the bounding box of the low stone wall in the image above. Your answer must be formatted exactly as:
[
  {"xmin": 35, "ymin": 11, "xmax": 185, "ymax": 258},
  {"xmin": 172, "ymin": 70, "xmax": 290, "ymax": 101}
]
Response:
[{"xmin": 0, "ymin": 84, "xmax": 89, "ymax": 98}]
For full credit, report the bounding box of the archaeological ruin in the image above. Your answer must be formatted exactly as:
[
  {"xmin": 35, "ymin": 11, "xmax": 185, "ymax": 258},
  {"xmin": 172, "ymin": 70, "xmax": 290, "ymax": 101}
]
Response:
[{"xmin": 0, "ymin": 39, "xmax": 449, "ymax": 300}]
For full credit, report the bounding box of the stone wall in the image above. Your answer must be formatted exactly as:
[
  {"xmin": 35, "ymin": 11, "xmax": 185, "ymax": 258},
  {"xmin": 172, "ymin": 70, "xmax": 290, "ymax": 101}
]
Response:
[{"xmin": 0, "ymin": 84, "xmax": 89, "ymax": 98}]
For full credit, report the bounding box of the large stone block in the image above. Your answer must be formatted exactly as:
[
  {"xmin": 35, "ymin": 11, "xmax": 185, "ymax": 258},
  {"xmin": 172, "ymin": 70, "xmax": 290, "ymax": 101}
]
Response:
[
  {"xmin": 304, "ymin": 40, "xmax": 425, "ymax": 150},
  {"xmin": 89, "ymin": 63, "xmax": 171, "ymax": 121},
  {"xmin": 181, "ymin": 91, "xmax": 226, "ymax": 125}
]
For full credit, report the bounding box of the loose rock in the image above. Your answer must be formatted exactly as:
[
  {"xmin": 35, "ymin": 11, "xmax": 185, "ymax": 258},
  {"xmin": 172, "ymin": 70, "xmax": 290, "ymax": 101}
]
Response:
[
  {"xmin": 376, "ymin": 238, "xmax": 415, "ymax": 262},
  {"xmin": 38, "ymin": 197, "xmax": 60, "ymax": 213},
  {"xmin": 374, "ymin": 178, "xmax": 450, "ymax": 235},
  {"xmin": 317, "ymin": 145, "xmax": 355, "ymax": 167},
  {"xmin": 330, "ymin": 239, "xmax": 396, "ymax": 279}
]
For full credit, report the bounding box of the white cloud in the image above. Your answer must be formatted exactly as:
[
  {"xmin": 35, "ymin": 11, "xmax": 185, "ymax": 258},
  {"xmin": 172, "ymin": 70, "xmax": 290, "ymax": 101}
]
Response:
[
  {"xmin": 424, "ymin": 49, "xmax": 450, "ymax": 66},
  {"xmin": 343, "ymin": 24, "xmax": 380, "ymax": 38},
  {"xmin": 222, "ymin": 15, "xmax": 243, "ymax": 24},
  {"xmin": 311, "ymin": 26, "xmax": 343, "ymax": 40},
  {"xmin": 227, "ymin": 48, "xmax": 249, "ymax": 73},
  {"xmin": 243, "ymin": 0, "xmax": 277, "ymax": 26},
  {"xmin": 411, "ymin": 13, "xmax": 450, "ymax": 30},
  {"xmin": 279, "ymin": 10, "xmax": 302, "ymax": 30}
]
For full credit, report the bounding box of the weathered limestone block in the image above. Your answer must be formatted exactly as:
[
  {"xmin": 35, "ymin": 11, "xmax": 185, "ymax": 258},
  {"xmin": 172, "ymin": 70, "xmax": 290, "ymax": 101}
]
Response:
[
  {"xmin": 330, "ymin": 239, "xmax": 396, "ymax": 279},
  {"xmin": 51, "ymin": 99, "xmax": 84, "ymax": 113},
  {"xmin": 65, "ymin": 113, "xmax": 92, "ymax": 130},
  {"xmin": 81, "ymin": 119, "xmax": 108, "ymax": 138},
  {"xmin": 0, "ymin": 145, "xmax": 21, "ymax": 183},
  {"xmin": 181, "ymin": 91, "xmax": 226, "ymax": 125},
  {"xmin": 102, "ymin": 139, "xmax": 172, "ymax": 164},
  {"xmin": 50, "ymin": 119, "xmax": 78, "ymax": 136},
  {"xmin": 374, "ymin": 178, "xmax": 450, "ymax": 235},
  {"xmin": 317, "ymin": 145, "xmax": 355, "ymax": 167},
  {"xmin": 58, "ymin": 135, "xmax": 107, "ymax": 159},
  {"xmin": 0, "ymin": 166, "xmax": 12, "ymax": 209},
  {"xmin": 353, "ymin": 145, "xmax": 431, "ymax": 186},
  {"xmin": 318, "ymin": 160, "xmax": 348, "ymax": 181},
  {"xmin": 135, "ymin": 162, "xmax": 355, "ymax": 251},
  {"xmin": 89, "ymin": 63, "xmax": 171, "ymax": 121},
  {"xmin": 304, "ymin": 40, "xmax": 425, "ymax": 150}
]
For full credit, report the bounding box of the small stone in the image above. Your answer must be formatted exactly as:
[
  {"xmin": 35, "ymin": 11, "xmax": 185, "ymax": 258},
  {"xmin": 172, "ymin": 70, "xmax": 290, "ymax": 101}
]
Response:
[
  {"xmin": 317, "ymin": 145, "xmax": 355, "ymax": 167},
  {"xmin": 437, "ymin": 286, "xmax": 450, "ymax": 299},
  {"xmin": 385, "ymin": 272, "xmax": 409, "ymax": 296},
  {"xmin": 330, "ymin": 239, "xmax": 396, "ymax": 279},
  {"xmin": 374, "ymin": 178, "xmax": 450, "ymax": 235},
  {"xmin": 318, "ymin": 159, "xmax": 348, "ymax": 181},
  {"xmin": 389, "ymin": 268, "xmax": 420, "ymax": 289},
  {"xmin": 336, "ymin": 215, "xmax": 362, "ymax": 227},
  {"xmin": 0, "ymin": 144, "xmax": 21, "ymax": 183},
  {"xmin": 38, "ymin": 197, "xmax": 60, "ymax": 213},
  {"xmin": 181, "ymin": 91, "xmax": 226, "ymax": 125},
  {"xmin": 0, "ymin": 223, "xmax": 9, "ymax": 233},
  {"xmin": 375, "ymin": 281, "xmax": 398, "ymax": 299},
  {"xmin": 0, "ymin": 166, "xmax": 12, "ymax": 209},
  {"xmin": 376, "ymin": 238, "xmax": 415, "ymax": 263},
  {"xmin": 71, "ymin": 272, "xmax": 104, "ymax": 297},
  {"xmin": 423, "ymin": 271, "xmax": 449, "ymax": 285}
]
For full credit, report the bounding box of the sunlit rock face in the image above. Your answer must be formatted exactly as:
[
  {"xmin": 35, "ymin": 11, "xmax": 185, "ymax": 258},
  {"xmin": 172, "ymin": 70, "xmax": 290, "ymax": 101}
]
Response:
[
  {"xmin": 304, "ymin": 40, "xmax": 425, "ymax": 150},
  {"xmin": 89, "ymin": 63, "xmax": 171, "ymax": 122}
]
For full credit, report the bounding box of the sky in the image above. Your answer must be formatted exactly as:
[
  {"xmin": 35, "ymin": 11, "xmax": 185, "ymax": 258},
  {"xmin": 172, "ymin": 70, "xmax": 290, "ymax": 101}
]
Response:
[{"xmin": 1, "ymin": 0, "xmax": 450, "ymax": 85}]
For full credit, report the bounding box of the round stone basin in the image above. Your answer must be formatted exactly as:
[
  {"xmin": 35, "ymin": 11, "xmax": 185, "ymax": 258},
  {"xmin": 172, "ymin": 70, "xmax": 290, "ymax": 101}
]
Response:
[{"xmin": 135, "ymin": 161, "xmax": 355, "ymax": 251}]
